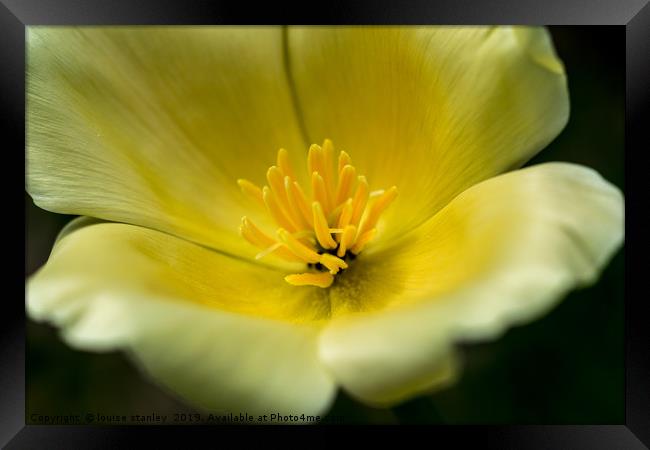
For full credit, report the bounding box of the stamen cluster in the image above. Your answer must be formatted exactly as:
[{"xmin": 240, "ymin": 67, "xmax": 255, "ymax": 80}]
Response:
[{"xmin": 238, "ymin": 139, "xmax": 397, "ymax": 288}]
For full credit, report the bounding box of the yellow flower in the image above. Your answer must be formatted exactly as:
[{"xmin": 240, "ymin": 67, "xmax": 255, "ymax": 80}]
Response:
[{"xmin": 26, "ymin": 26, "xmax": 624, "ymax": 418}]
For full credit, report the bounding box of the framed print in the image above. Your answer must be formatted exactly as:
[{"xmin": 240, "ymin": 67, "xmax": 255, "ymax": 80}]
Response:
[{"xmin": 3, "ymin": 0, "xmax": 648, "ymax": 446}]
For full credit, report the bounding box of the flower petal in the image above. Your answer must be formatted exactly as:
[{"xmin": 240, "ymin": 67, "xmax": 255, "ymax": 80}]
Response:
[
  {"xmin": 288, "ymin": 26, "xmax": 569, "ymax": 243},
  {"xmin": 320, "ymin": 163, "xmax": 623, "ymax": 406},
  {"xmin": 27, "ymin": 220, "xmax": 336, "ymax": 417},
  {"xmin": 27, "ymin": 27, "xmax": 306, "ymax": 259}
]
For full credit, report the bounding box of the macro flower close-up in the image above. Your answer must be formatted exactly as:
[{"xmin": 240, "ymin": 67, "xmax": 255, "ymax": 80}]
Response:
[{"xmin": 26, "ymin": 26, "xmax": 624, "ymax": 421}]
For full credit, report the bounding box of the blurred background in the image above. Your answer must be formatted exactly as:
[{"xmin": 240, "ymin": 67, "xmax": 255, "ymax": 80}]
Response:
[{"xmin": 25, "ymin": 26, "xmax": 624, "ymax": 424}]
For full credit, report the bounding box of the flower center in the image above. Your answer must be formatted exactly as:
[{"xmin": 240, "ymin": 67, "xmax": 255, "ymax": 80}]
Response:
[{"xmin": 237, "ymin": 139, "xmax": 397, "ymax": 288}]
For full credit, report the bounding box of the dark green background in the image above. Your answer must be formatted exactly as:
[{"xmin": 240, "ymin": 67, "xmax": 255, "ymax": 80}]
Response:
[{"xmin": 25, "ymin": 26, "xmax": 624, "ymax": 425}]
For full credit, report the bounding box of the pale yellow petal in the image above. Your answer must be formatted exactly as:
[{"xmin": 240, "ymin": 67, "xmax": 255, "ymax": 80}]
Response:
[
  {"xmin": 27, "ymin": 26, "xmax": 306, "ymax": 260},
  {"xmin": 287, "ymin": 26, "xmax": 569, "ymax": 246},
  {"xmin": 320, "ymin": 163, "xmax": 623, "ymax": 405},
  {"xmin": 27, "ymin": 221, "xmax": 336, "ymax": 417}
]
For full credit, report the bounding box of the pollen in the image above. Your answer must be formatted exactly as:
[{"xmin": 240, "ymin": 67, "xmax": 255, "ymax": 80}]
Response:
[{"xmin": 238, "ymin": 139, "xmax": 397, "ymax": 288}]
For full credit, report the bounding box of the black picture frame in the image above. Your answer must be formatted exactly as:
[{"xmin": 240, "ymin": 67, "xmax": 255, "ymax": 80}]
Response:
[{"xmin": 4, "ymin": 0, "xmax": 648, "ymax": 446}]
